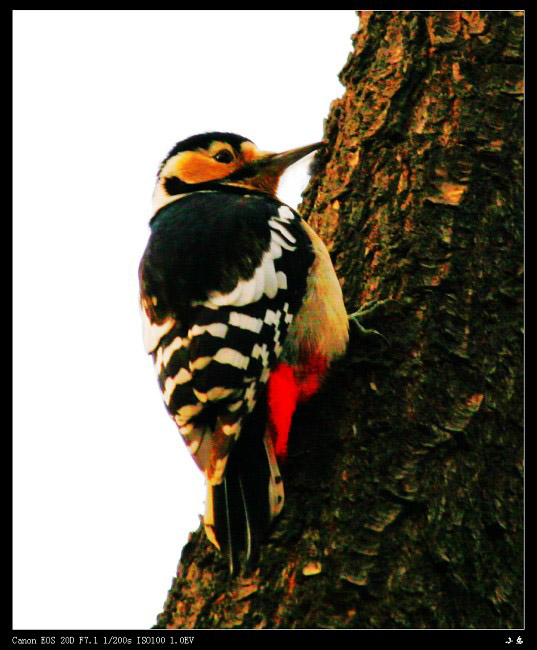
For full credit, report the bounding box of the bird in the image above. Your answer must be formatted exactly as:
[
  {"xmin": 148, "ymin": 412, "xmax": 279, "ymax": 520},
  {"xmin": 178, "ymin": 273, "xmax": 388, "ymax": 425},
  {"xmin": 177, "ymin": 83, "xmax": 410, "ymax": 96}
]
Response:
[{"xmin": 139, "ymin": 132, "xmax": 349, "ymax": 574}]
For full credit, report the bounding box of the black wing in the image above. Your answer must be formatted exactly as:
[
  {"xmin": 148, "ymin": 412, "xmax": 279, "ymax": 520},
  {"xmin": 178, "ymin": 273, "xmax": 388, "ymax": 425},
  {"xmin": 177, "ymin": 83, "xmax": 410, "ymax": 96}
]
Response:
[{"xmin": 139, "ymin": 190, "xmax": 314, "ymax": 484}]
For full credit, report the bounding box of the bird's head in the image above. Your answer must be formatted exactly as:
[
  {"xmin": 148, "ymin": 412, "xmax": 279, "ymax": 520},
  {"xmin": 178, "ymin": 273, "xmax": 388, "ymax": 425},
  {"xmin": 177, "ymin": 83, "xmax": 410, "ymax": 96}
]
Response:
[{"xmin": 153, "ymin": 132, "xmax": 324, "ymax": 213}]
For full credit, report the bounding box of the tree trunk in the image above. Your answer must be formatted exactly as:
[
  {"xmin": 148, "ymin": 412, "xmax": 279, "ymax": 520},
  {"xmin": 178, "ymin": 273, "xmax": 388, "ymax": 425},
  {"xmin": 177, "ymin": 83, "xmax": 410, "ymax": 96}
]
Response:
[{"xmin": 155, "ymin": 11, "xmax": 523, "ymax": 629}]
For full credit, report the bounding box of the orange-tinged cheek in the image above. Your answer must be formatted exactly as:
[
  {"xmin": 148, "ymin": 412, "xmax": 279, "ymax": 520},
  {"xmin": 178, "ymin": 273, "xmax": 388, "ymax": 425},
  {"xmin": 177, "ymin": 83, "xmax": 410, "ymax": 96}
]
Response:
[{"xmin": 175, "ymin": 152, "xmax": 238, "ymax": 184}]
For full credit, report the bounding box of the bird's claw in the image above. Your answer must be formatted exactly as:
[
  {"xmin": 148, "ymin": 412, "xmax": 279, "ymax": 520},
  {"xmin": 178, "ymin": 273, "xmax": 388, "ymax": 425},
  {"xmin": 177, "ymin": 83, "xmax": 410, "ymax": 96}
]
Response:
[{"xmin": 348, "ymin": 298, "xmax": 395, "ymax": 346}]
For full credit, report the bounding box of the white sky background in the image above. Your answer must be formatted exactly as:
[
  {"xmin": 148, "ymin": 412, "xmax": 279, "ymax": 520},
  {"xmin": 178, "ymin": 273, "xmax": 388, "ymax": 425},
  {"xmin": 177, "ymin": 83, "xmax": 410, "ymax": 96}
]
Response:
[{"xmin": 13, "ymin": 9, "xmax": 357, "ymax": 630}]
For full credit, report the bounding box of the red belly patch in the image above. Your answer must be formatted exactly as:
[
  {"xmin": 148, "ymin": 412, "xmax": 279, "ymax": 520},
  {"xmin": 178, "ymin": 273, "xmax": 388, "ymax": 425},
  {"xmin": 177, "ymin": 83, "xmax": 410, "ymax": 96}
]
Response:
[{"xmin": 267, "ymin": 355, "xmax": 328, "ymax": 460}]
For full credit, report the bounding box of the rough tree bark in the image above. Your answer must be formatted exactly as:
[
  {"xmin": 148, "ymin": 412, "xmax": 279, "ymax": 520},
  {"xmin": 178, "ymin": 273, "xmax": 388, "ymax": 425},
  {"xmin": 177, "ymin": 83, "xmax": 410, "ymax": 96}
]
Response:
[{"xmin": 155, "ymin": 11, "xmax": 523, "ymax": 629}]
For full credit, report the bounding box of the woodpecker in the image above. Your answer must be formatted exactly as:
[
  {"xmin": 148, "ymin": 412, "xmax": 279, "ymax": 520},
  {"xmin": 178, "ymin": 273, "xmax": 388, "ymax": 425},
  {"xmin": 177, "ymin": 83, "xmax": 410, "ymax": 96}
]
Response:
[{"xmin": 139, "ymin": 132, "xmax": 349, "ymax": 573}]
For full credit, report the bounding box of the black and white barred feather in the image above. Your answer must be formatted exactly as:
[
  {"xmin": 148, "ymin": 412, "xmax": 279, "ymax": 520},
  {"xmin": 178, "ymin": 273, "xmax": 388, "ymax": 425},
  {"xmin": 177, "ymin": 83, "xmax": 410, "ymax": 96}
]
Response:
[{"xmin": 139, "ymin": 188, "xmax": 314, "ymax": 568}]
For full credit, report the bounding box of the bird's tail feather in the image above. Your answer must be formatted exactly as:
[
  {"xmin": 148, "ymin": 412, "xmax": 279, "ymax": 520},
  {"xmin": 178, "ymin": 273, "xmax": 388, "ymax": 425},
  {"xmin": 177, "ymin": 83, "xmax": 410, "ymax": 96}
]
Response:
[{"xmin": 204, "ymin": 400, "xmax": 284, "ymax": 574}]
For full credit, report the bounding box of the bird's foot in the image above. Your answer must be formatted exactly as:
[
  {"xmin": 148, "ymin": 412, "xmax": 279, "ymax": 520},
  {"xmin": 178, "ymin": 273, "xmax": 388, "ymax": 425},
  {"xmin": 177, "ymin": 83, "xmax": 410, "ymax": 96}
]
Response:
[{"xmin": 348, "ymin": 298, "xmax": 396, "ymax": 346}]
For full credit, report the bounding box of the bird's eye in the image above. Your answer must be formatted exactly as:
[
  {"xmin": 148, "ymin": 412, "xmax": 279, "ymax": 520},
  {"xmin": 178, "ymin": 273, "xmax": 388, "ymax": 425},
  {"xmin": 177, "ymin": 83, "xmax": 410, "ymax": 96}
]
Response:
[{"xmin": 214, "ymin": 150, "xmax": 234, "ymax": 164}]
